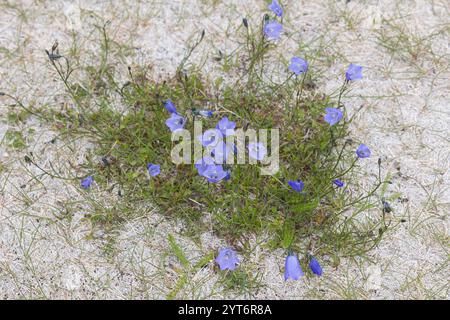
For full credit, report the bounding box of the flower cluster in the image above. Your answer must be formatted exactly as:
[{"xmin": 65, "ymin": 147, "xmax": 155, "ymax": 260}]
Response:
[
  {"xmin": 210, "ymin": 2, "xmax": 370, "ymax": 280},
  {"xmin": 194, "ymin": 116, "xmax": 236, "ymax": 183},
  {"xmin": 79, "ymin": 2, "xmax": 372, "ymax": 282},
  {"xmin": 264, "ymin": 1, "xmax": 284, "ymax": 40},
  {"xmin": 215, "ymin": 250, "xmax": 324, "ymax": 280},
  {"xmin": 283, "ymin": 253, "xmax": 323, "ymax": 279}
]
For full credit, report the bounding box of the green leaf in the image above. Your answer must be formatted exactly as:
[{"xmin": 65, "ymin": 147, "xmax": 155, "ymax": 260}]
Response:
[{"xmin": 282, "ymin": 220, "xmax": 295, "ymax": 249}]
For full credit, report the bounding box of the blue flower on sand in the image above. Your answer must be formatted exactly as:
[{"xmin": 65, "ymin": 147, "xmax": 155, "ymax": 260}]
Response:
[
  {"xmin": 216, "ymin": 117, "xmax": 236, "ymax": 137},
  {"xmin": 147, "ymin": 163, "xmax": 160, "ymax": 177},
  {"xmin": 202, "ymin": 164, "xmax": 229, "ymax": 183},
  {"xmin": 215, "ymin": 248, "xmax": 239, "ymax": 271},
  {"xmin": 264, "ymin": 21, "xmax": 283, "ymax": 40},
  {"xmin": 356, "ymin": 144, "xmax": 371, "ymax": 158},
  {"xmin": 81, "ymin": 176, "xmax": 93, "ymax": 189},
  {"xmin": 333, "ymin": 179, "xmax": 344, "ymax": 188},
  {"xmin": 164, "ymin": 100, "xmax": 177, "ymax": 113},
  {"xmin": 285, "ymin": 254, "xmax": 303, "ymax": 280},
  {"xmin": 324, "ymin": 107, "xmax": 343, "ymax": 126},
  {"xmin": 268, "ymin": 0, "xmax": 283, "ymax": 17},
  {"xmin": 165, "ymin": 113, "xmax": 186, "ymax": 132},
  {"xmin": 288, "ymin": 57, "xmax": 308, "ymax": 75},
  {"xmin": 248, "ymin": 142, "xmax": 267, "ymax": 161},
  {"xmin": 345, "ymin": 63, "xmax": 363, "ymax": 81},
  {"xmin": 197, "ymin": 129, "xmax": 222, "ymax": 147},
  {"xmin": 288, "ymin": 179, "xmax": 304, "ymax": 193},
  {"xmin": 309, "ymin": 256, "xmax": 323, "ymax": 276}
]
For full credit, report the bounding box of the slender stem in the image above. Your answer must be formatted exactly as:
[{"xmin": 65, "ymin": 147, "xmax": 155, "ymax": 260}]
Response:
[
  {"xmin": 2, "ymin": 93, "xmax": 43, "ymax": 119},
  {"xmin": 332, "ymin": 157, "xmax": 358, "ymax": 179},
  {"xmin": 337, "ymin": 79, "xmax": 348, "ymax": 108},
  {"xmin": 290, "ymin": 71, "xmax": 307, "ymax": 120},
  {"xmin": 177, "ymin": 29, "xmax": 205, "ymax": 74},
  {"xmin": 46, "ymin": 51, "xmax": 83, "ymax": 110},
  {"xmin": 331, "ymin": 139, "xmax": 351, "ymax": 172}
]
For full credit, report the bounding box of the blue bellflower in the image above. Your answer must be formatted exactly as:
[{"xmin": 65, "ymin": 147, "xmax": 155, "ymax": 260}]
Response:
[
  {"xmin": 264, "ymin": 21, "xmax": 283, "ymax": 40},
  {"xmin": 284, "ymin": 254, "xmax": 303, "ymax": 280},
  {"xmin": 147, "ymin": 163, "xmax": 160, "ymax": 177},
  {"xmin": 346, "ymin": 63, "xmax": 363, "ymax": 81},
  {"xmin": 216, "ymin": 117, "xmax": 236, "ymax": 137},
  {"xmin": 165, "ymin": 113, "xmax": 186, "ymax": 132},
  {"xmin": 268, "ymin": 0, "xmax": 283, "ymax": 17},
  {"xmin": 202, "ymin": 164, "xmax": 229, "ymax": 183},
  {"xmin": 195, "ymin": 156, "xmax": 215, "ymax": 176},
  {"xmin": 356, "ymin": 144, "xmax": 371, "ymax": 158},
  {"xmin": 309, "ymin": 256, "xmax": 323, "ymax": 276},
  {"xmin": 215, "ymin": 248, "xmax": 239, "ymax": 271},
  {"xmin": 81, "ymin": 176, "xmax": 93, "ymax": 189},
  {"xmin": 324, "ymin": 107, "xmax": 343, "ymax": 126},
  {"xmin": 333, "ymin": 179, "xmax": 344, "ymax": 188},
  {"xmin": 288, "ymin": 179, "xmax": 304, "ymax": 192},
  {"xmin": 164, "ymin": 100, "xmax": 177, "ymax": 113},
  {"xmin": 288, "ymin": 57, "xmax": 308, "ymax": 75}
]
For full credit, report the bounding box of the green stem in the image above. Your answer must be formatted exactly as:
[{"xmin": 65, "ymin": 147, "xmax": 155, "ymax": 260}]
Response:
[
  {"xmin": 337, "ymin": 79, "xmax": 348, "ymax": 109},
  {"xmin": 292, "ymin": 71, "xmax": 307, "ymax": 118}
]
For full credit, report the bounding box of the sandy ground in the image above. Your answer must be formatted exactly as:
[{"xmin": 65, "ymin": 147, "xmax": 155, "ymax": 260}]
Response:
[{"xmin": 0, "ymin": 0, "xmax": 449, "ymax": 299}]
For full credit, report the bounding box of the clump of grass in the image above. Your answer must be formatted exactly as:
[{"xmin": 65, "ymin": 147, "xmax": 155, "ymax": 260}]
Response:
[
  {"xmin": 0, "ymin": 103, "xmax": 30, "ymax": 150},
  {"xmin": 375, "ymin": 17, "xmax": 450, "ymax": 73},
  {"xmin": 38, "ymin": 13, "xmax": 389, "ymax": 278},
  {"xmin": 3, "ymin": 129, "xmax": 27, "ymax": 150}
]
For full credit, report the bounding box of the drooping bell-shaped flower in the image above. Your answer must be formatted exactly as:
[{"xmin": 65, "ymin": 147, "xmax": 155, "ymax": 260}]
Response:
[
  {"xmin": 309, "ymin": 256, "xmax": 323, "ymax": 276},
  {"xmin": 284, "ymin": 254, "xmax": 303, "ymax": 280}
]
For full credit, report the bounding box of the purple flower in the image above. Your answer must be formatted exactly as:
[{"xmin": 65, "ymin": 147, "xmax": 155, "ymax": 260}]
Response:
[
  {"xmin": 284, "ymin": 254, "xmax": 303, "ymax": 280},
  {"xmin": 333, "ymin": 179, "xmax": 344, "ymax": 188},
  {"xmin": 264, "ymin": 21, "xmax": 283, "ymax": 40},
  {"xmin": 356, "ymin": 144, "xmax": 371, "ymax": 158},
  {"xmin": 147, "ymin": 163, "xmax": 160, "ymax": 177},
  {"xmin": 201, "ymin": 164, "xmax": 229, "ymax": 183},
  {"xmin": 198, "ymin": 110, "xmax": 214, "ymax": 118},
  {"xmin": 215, "ymin": 248, "xmax": 239, "ymax": 271},
  {"xmin": 197, "ymin": 129, "xmax": 222, "ymax": 147},
  {"xmin": 81, "ymin": 176, "xmax": 93, "ymax": 189},
  {"xmin": 288, "ymin": 57, "xmax": 308, "ymax": 75},
  {"xmin": 324, "ymin": 107, "xmax": 343, "ymax": 126},
  {"xmin": 216, "ymin": 117, "xmax": 236, "ymax": 137},
  {"xmin": 164, "ymin": 100, "xmax": 177, "ymax": 113},
  {"xmin": 165, "ymin": 113, "xmax": 186, "ymax": 132},
  {"xmin": 195, "ymin": 156, "xmax": 215, "ymax": 175},
  {"xmin": 248, "ymin": 142, "xmax": 267, "ymax": 161},
  {"xmin": 288, "ymin": 179, "xmax": 304, "ymax": 193},
  {"xmin": 268, "ymin": 0, "xmax": 283, "ymax": 17},
  {"xmin": 345, "ymin": 63, "xmax": 363, "ymax": 81},
  {"xmin": 309, "ymin": 256, "xmax": 323, "ymax": 276}
]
